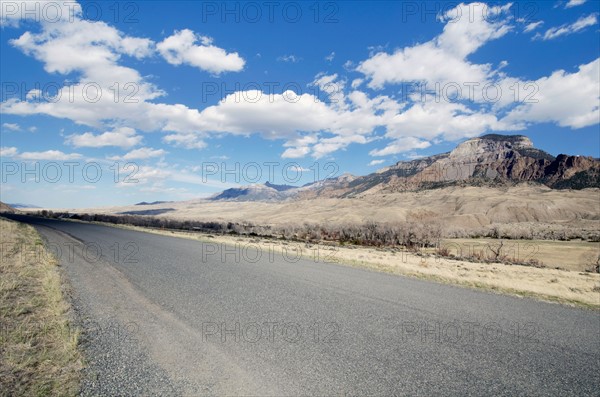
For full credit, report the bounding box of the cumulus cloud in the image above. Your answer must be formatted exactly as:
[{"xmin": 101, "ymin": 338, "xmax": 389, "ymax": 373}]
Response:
[
  {"xmin": 162, "ymin": 133, "xmax": 207, "ymax": 149},
  {"xmin": 18, "ymin": 150, "xmax": 82, "ymax": 160},
  {"xmin": 503, "ymin": 58, "xmax": 600, "ymax": 129},
  {"xmin": 157, "ymin": 29, "xmax": 245, "ymax": 74},
  {"xmin": 0, "ymin": 147, "xmax": 18, "ymax": 157},
  {"xmin": 110, "ymin": 147, "xmax": 167, "ymax": 160},
  {"xmin": 357, "ymin": 2, "xmax": 512, "ymax": 89},
  {"xmin": 10, "ymin": 18, "xmax": 154, "ymax": 85},
  {"xmin": 189, "ymin": 83, "xmax": 401, "ymax": 158},
  {"xmin": 1, "ymin": 1, "xmax": 598, "ymax": 162},
  {"xmin": 1, "ymin": 146, "xmax": 81, "ymax": 160},
  {"xmin": 66, "ymin": 127, "xmax": 142, "ymax": 148},
  {"xmin": 384, "ymin": 94, "xmax": 512, "ymax": 141},
  {"xmin": 26, "ymin": 89, "xmax": 42, "ymax": 100},
  {"xmin": 369, "ymin": 137, "xmax": 431, "ymax": 156},
  {"xmin": 281, "ymin": 146, "xmax": 312, "ymax": 159}
]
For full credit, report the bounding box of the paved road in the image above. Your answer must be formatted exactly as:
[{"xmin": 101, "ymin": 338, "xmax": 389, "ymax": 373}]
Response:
[{"xmin": 5, "ymin": 214, "xmax": 600, "ymax": 396}]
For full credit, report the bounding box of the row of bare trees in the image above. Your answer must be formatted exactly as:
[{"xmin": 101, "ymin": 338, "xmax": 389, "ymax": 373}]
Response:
[
  {"xmin": 34, "ymin": 210, "xmax": 598, "ymax": 247},
  {"xmin": 35, "ymin": 211, "xmax": 443, "ymax": 249}
]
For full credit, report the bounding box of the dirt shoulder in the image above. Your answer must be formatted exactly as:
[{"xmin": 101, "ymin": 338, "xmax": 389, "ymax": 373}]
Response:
[{"xmin": 0, "ymin": 217, "xmax": 83, "ymax": 396}]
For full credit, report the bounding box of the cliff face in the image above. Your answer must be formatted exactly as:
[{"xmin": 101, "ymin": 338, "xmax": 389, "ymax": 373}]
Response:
[
  {"xmin": 433, "ymin": 135, "xmax": 552, "ymax": 183},
  {"xmin": 545, "ymin": 155, "xmax": 600, "ymax": 189}
]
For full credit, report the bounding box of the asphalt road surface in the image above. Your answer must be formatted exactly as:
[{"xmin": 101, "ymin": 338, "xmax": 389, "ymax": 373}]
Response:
[{"xmin": 5, "ymin": 214, "xmax": 599, "ymax": 396}]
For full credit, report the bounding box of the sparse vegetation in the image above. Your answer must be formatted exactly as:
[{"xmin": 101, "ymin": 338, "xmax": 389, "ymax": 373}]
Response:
[
  {"xmin": 0, "ymin": 217, "xmax": 82, "ymax": 396},
  {"xmin": 34, "ymin": 210, "xmax": 444, "ymax": 251}
]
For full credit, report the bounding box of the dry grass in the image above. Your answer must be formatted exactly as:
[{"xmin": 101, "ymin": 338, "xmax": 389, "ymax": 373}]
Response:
[
  {"xmin": 439, "ymin": 238, "xmax": 600, "ymax": 272},
  {"xmin": 0, "ymin": 217, "xmax": 82, "ymax": 396}
]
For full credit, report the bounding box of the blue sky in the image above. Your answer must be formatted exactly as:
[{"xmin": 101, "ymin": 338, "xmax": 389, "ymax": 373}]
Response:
[{"xmin": 0, "ymin": 0, "xmax": 599, "ymax": 208}]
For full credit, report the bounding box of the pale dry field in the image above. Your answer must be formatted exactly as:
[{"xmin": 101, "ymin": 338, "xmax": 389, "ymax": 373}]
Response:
[
  {"xmin": 440, "ymin": 238, "xmax": 599, "ymax": 272},
  {"xmin": 44, "ymin": 185, "xmax": 599, "ymax": 232}
]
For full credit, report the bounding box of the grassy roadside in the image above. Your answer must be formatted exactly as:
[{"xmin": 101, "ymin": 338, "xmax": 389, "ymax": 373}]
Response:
[
  {"xmin": 63, "ymin": 218, "xmax": 600, "ymax": 309},
  {"xmin": 0, "ymin": 217, "xmax": 82, "ymax": 396}
]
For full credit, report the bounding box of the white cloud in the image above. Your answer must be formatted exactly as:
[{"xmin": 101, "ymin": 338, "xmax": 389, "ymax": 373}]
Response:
[
  {"xmin": 311, "ymin": 73, "xmax": 346, "ymax": 110},
  {"xmin": 66, "ymin": 127, "xmax": 142, "ymax": 148},
  {"xmin": 357, "ymin": 2, "xmax": 512, "ymax": 89},
  {"xmin": 277, "ymin": 54, "xmax": 301, "ymax": 63},
  {"xmin": 312, "ymin": 135, "xmax": 368, "ymax": 158},
  {"xmin": 18, "ymin": 150, "xmax": 82, "ymax": 160},
  {"xmin": 26, "ymin": 89, "xmax": 42, "ymax": 100},
  {"xmin": 10, "ymin": 18, "xmax": 155, "ymax": 87},
  {"xmin": 110, "ymin": 147, "xmax": 167, "ymax": 161},
  {"xmin": 524, "ymin": 21, "xmax": 543, "ymax": 32},
  {"xmin": 405, "ymin": 152, "xmax": 425, "ymax": 160},
  {"xmin": 325, "ymin": 52, "xmax": 335, "ymax": 62},
  {"xmin": 2, "ymin": 122, "xmax": 21, "ymax": 131},
  {"xmin": 369, "ymin": 137, "xmax": 431, "ymax": 156},
  {"xmin": 190, "ymin": 85, "xmax": 401, "ymax": 158},
  {"xmin": 565, "ymin": 0, "xmax": 587, "ymax": 8},
  {"xmin": 0, "ymin": 147, "xmax": 81, "ymax": 160},
  {"xmin": 157, "ymin": 29, "xmax": 245, "ymax": 74},
  {"xmin": 2, "ymin": 1, "xmax": 598, "ymax": 162},
  {"xmin": 282, "ymin": 146, "xmax": 311, "ymax": 158},
  {"xmin": 368, "ymin": 159, "xmax": 385, "ymax": 166},
  {"xmin": 139, "ymin": 185, "xmax": 188, "ymax": 194},
  {"xmin": 28, "ymin": 126, "xmax": 37, "ymax": 132},
  {"xmin": 0, "ymin": 147, "xmax": 18, "ymax": 157},
  {"xmin": 351, "ymin": 79, "xmax": 364, "ymax": 89},
  {"xmin": 503, "ymin": 58, "xmax": 600, "ymax": 129},
  {"xmin": 162, "ymin": 133, "xmax": 207, "ymax": 149},
  {"xmin": 535, "ymin": 13, "xmax": 598, "ymax": 40},
  {"xmin": 281, "ymin": 135, "xmax": 318, "ymax": 158},
  {"xmin": 384, "ymin": 94, "xmax": 511, "ymax": 141}
]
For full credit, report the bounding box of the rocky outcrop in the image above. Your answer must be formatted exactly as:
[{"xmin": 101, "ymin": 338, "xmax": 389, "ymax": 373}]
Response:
[
  {"xmin": 545, "ymin": 155, "xmax": 600, "ymax": 189},
  {"xmin": 350, "ymin": 134, "xmax": 599, "ymax": 195}
]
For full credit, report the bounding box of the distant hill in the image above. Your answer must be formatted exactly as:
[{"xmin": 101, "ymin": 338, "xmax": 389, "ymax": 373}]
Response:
[
  {"xmin": 135, "ymin": 201, "xmax": 171, "ymax": 206},
  {"xmin": 209, "ymin": 183, "xmax": 298, "ymax": 201},
  {"xmin": 0, "ymin": 202, "xmax": 17, "ymax": 213},
  {"xmin": 264, "ymin": 181, "xmax": 296, "ymax": 191},
  {"xmin": 119, "ymin": 208, "xmax": 175, "ymax": 215},
  {"xmin": 206, "ymin": 134, "xmax": 600, "ymax": 202},
  {"xmin": 7, "ymin": 203, "xmax": 41, "ymax": 208}
]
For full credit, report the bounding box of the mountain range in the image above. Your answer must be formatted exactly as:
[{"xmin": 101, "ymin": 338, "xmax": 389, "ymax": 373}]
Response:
[{"xmin": 207, "ymin": 134, "xmax": 600, "ymax": 202}]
